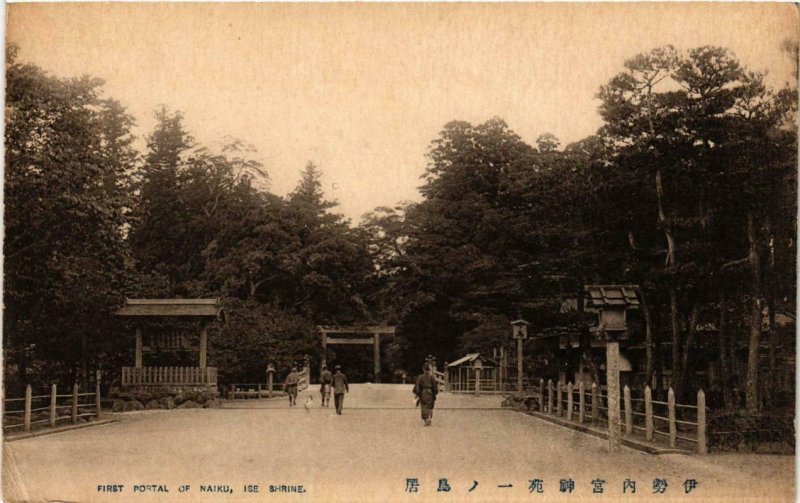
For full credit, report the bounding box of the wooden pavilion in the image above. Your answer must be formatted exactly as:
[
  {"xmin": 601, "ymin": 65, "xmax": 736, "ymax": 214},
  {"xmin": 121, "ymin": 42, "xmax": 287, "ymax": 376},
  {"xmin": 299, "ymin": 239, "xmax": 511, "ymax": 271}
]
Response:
[
  {"xmin": 445, "ymin": 353, "xmax": 501, "ymax": 393},
  {"xmin": 116, "ymin": 299, "xmax": 225, "ymax": 392}
]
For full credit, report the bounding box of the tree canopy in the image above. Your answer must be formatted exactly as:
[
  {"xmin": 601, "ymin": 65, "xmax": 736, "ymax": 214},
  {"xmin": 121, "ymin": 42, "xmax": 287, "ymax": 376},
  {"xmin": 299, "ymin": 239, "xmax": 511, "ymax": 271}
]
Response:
[{"xmin": 4, "ymin": 43, "xmax": 796, "ymax": 414}]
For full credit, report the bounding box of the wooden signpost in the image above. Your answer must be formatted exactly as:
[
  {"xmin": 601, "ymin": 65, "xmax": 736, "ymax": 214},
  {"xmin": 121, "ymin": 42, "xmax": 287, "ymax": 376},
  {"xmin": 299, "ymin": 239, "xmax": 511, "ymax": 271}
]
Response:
[{"xmin": 511, "ymin": 319, "xmax": 529, "ymax": 393}]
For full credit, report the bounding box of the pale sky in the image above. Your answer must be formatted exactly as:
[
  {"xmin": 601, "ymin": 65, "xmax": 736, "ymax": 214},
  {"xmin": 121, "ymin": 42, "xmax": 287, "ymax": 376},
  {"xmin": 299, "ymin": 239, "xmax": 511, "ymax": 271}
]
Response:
[{"xmin": 7, "ymin": 3, "xmax": 798, "ymax": 221}]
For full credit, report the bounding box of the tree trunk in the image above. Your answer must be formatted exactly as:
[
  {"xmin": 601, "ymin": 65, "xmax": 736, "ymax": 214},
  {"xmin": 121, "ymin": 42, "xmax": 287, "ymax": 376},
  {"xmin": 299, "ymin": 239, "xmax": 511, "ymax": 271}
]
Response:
[
  {"xmin": 625, "ymin": 228, "xmax": 656, "ymax": 396},
  {"xmin": 656, "ymin": 170, "xmax": 681, "ymax": 394},
  {"xmin": 676, "ymin": 304, "xmax": 699, "ymax": 402},
  {"xmin": 656, "ymin": 171, "xmax": 678, "ymax": 267},
  {"xmin": 649, "ymin": 303, "xmax": 664, "ymax": 401},
  {"xmin": 641, "ymin": 292, "xmax": 655, "ymax": 395},
  {"xmin": 746, "ymin": 213, "xmax": 762, "ymax": 414},
  {"xmin": 732, "ymin": 297, "xmax": 743, "ymax": 411},
  {"xmin": 19, "ymin": 330, "xmax": 28, "ymax": 390},
  {"xmin": 766, "ymin": 221, "xmax": 777, "ymax": 409},
  {"xmin": 669, "ymin": 286, "xmax": 681, "ymax": 393},
  {"xmin": 718, "ymin": 289, "xmax": 734, "ymax": 411},
  {"xmin": 577, "ymin": 281, "xmax": 599, "ymax": 384},
  {"xmin": 655, "ymin": 333, "xmax": 664, "ymax": 400},
  {"xmin": 81, "ymin": 333, "xmax": 89, "ymax": 393}
]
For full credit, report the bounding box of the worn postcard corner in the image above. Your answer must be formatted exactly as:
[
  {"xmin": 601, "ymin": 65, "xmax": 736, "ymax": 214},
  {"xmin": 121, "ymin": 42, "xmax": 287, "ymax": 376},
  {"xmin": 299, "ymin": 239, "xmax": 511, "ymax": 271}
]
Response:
[{"xmin": 2, "ymin": 2, "xmax": 797, "ymax": 502}]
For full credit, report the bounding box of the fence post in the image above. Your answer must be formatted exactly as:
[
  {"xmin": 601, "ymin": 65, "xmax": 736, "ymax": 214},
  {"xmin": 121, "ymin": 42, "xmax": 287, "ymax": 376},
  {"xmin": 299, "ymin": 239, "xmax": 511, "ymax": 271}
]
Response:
[
  {"xmin": 697, "ymin": 389, "xmax": 707, "ymax": 455},
  {"xmin": 591, "ymin": 382, "xmax": 598, "ymax": 422},
  {"xmin": 668, "ymin": 387, "xmax": 677, "ymax": 448},
  {"xmin": 547, "ymin": 380, "xmax": 554, "ymax": 414},
  {"xmin": 645, "ymin": 385, "xmax": 653, "ymax": 441},
  {"xmin": 539, "ymin": 379, "xmax": 544, "ymax": 412},
  {"xmin": 24, "ymin": 385, "xmax": 32, "ymax": 432},
  {"xmin": 624, "ymin": 385, "xmax": 632, "ymax": 435},
  {"xmin": 556, "ymin": 382, "xmax": 563, "ymax": 417},
  {"xmin": 567, "ymin": 382, "xmax": 574, "ymax": 421},
  {"xmin": 72, "ymin": 383, "xmax": 79, "ymax": 424},
  {"xmin": 579, "ymin": 381, "xmax": 585, "ymax": 424},
  {"xmin": 50, "ymin": 384, "xmax": 57, "ymax": 428},
  {"xmin": 96, "ymin": 370, "xmax": 102, "ymax": 420}
]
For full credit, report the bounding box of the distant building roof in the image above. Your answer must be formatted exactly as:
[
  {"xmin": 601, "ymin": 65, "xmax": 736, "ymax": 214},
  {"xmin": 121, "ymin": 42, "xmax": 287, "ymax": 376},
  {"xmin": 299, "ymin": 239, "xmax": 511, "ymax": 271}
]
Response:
[
  {"xmin": 318, "ymin": 325, "xmax": 396, "ymax": 334},
  {"xmin": 116, "ymin": 299, "xmax": 224, "ymax": 320},
  {"xmin": 584, "ymin": 285, "xmax": 640, "ymax": 309},
  {"xmin": 447, "ymin": 353, "xmax": 498, "ymax": 368}
]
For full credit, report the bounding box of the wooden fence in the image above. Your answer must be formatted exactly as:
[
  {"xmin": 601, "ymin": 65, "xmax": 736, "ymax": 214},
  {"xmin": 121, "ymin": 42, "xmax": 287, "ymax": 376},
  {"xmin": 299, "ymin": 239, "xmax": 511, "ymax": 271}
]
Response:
[
  {"xmin": 447, "ymin": 376, "xmax": 531, "ymax": 394},
  {"xmin": 121, "ymin": 366, "xmax": 217, "ymax": 387},
  {"xmin": 532, "ymin": 378, "xmax": 707, "ymax": 455},
  {"xmin": 228, "ymin": 369, "xmax": 309, "ymax": 400},
  {"xmin": 3, "ymin": 376, "xmax": 103, "ymax": 434},
  {"xmin": 448, "ymin": 377, "xmax": 504, "ymax": 393}
]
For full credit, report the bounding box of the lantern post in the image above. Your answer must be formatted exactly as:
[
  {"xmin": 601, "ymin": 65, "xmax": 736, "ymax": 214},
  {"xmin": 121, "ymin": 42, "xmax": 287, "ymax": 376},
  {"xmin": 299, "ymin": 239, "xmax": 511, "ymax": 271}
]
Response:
[
  {"xmin": 585, "ymin": 285, "xmax": 640, "ymax": 453},
  {"xmin": 267, "ymin": 362, "xmax": 275, "ymax": 398},
  {"xmin": 511, "ymin": 320, "xmax": 529, "ymax": 393}
]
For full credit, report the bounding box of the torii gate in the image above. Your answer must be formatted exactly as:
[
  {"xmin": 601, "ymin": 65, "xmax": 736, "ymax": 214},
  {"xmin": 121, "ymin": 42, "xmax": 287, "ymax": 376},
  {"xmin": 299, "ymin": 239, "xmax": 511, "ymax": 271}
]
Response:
[{"xmin": 318, "ymin": 326, "xmax": 396, "ymax": 383}]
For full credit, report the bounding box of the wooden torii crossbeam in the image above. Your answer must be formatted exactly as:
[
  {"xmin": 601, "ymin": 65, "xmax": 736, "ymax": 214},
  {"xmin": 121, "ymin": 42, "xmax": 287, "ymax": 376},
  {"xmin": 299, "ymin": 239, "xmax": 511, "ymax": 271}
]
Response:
[{"xmin": 318, "ymin": 326, "xmax": 396, "ymax": 383}]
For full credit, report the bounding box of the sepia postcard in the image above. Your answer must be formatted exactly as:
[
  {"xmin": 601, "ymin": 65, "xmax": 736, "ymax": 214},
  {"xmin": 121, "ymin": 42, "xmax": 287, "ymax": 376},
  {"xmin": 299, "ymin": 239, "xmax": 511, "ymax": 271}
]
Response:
[{"xmin": 3, "ymin": 2, "xmax": 798, "ymax": 502}]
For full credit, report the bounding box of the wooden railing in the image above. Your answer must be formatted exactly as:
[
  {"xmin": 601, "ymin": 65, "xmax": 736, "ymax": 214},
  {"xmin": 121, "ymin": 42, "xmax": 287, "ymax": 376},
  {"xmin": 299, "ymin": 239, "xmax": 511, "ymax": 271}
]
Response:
[
  {"xmin": 3, "ymin": 376, "xmax": 103, "ymax": 434},
  {"xmin": 448, "ymin": 377, "xmax": 531, "ymax": 394},
  {"xmin": 228, "ymin": 383, "xmax": 284, "ymax": 399},
  {"xmin": 449, "ymin": 378, "xmax": 500, "ymax": 393},
  {"xmin": 432, "ymin": 370, "xmax": 445, "ymax": 389},
  {"xmin": 121, "ymin": 366, "xmax": 217, "ymax": 387},
  {"xmin": 529, "ymin": 378, "xmax": 707, "ymax": 455},
  {"xmin": 227, "ymin": 369, "xmax": 308, "ymax": 400}
]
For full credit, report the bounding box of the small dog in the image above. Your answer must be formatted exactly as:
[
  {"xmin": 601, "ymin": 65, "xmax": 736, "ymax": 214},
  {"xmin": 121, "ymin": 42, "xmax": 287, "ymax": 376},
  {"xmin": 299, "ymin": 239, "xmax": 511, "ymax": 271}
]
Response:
[{"xmin": 304, "ymin": 395, "xmax": 313, "ymax": 412}]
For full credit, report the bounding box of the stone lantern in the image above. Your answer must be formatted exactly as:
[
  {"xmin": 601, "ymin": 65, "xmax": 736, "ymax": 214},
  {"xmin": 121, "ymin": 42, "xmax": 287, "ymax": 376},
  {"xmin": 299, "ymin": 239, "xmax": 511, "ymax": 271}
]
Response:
[{"xmin": 584, "ymin": 285, "xmax": 640, "ymax": 452}]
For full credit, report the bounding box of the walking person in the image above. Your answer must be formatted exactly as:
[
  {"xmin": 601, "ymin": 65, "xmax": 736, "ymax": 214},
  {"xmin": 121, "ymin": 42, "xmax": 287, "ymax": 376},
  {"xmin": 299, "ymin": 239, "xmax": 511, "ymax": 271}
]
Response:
[
  {"xmin": 331, "ymin": 365, "xmax": 349, "ymax": 415},
  {"xmin": 320, "ymin": 365, "xmax": 333, "ymax": 407},
  {"xmin": 413, "ymin": 363, "xmax": 438, "ymax": 426},
  {"xmin": 285, "ymin": 365, "xmax": 300, "ymax": 406}
]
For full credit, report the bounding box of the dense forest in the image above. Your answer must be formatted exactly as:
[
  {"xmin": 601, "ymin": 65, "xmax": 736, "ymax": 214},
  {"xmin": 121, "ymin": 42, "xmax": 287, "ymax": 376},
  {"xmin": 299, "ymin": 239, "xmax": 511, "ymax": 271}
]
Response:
[{"xmin": 4, "ymin": 43, "xmax": 797, "ymax": 416}]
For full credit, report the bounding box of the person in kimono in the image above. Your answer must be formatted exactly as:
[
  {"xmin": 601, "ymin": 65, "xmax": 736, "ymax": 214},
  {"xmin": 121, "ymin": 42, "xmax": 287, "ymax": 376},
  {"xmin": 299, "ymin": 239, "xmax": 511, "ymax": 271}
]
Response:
[{"xmin": 413, "ymin": 363, "xmax": 438, "ymax": 426}]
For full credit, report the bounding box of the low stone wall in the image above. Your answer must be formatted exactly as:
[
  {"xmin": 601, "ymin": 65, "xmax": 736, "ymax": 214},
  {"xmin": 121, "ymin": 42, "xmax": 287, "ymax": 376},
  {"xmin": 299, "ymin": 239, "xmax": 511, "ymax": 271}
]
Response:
[{"xmin": 109, "ymin": 387, "xmax": 220, "ymax": 412}]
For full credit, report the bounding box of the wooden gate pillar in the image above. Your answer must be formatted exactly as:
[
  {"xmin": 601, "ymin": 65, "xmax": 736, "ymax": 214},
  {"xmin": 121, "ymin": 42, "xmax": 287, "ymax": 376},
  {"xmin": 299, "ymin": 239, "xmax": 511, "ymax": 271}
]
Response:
[
  {"xmin": 373, "ymin": 333, "xmax": 381, "ymax": 383},
  {"xmin": 199, "ymin": 321, "xmax": 208, "ymax": 369},
  {"xmin": 135, "ymin": 327, "xmax": 143, "ymax": 368},
  {"xmin": 321, "ymin": 331, "xmax": 328, "ymax": 375}
]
